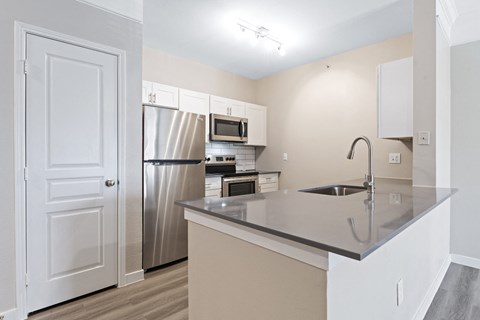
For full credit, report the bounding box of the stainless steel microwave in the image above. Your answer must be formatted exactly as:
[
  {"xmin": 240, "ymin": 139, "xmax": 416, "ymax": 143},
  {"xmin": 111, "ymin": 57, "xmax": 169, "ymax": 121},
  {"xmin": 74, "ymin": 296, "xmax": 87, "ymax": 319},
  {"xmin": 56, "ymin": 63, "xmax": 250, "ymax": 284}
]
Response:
[{"xmin": 210, "ymin": 114, "xmax": 248, "ymax": 143}]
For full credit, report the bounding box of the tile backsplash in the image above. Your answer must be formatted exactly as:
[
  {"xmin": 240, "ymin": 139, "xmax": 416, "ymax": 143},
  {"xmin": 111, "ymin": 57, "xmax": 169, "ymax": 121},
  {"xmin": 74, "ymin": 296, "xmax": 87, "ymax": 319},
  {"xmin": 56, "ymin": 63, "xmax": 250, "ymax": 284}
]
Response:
[{"xmin": 206, "ymin": 143, "xmax": 256, "ymax": 171}]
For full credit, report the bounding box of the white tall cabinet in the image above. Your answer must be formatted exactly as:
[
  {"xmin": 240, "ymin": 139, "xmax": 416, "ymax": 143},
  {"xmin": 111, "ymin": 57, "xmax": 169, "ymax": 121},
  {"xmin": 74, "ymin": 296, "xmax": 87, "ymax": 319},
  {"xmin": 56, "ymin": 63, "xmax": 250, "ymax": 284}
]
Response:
[
  {"xmin": 245, "ymin": 103, "xmax": 267, "ymax": 146},
  {"xmin": 377, "ymin": 57, "xmax": 413, "ymax": 139},
  {"xmin": 179, "ymin": 89, "xmax": 210, "ymax": 143}
]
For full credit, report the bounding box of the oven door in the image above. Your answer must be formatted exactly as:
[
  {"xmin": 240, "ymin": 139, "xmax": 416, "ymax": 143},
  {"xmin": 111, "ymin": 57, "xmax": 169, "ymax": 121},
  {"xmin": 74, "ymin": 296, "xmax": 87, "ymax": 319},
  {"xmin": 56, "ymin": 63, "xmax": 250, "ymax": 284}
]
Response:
[
  {"xmin": 222, "ymin": 175, "xmax": 259, "ymax": 197},
  {"xmin": 210, "ymin": 114, "xmax": 248, "ymax": 142}
]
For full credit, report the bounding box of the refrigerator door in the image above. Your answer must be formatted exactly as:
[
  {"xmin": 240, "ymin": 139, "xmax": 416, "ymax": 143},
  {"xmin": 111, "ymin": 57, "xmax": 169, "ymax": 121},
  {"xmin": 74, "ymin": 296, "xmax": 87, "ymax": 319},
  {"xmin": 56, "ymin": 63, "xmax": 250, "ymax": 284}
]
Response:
[
  {"xmin": 143, "ymin": 161, "xmax": 205, "ymax": 269},
  {"xmin": 144, "ymin": 106, "xmax": 205, "ymax": 161}
]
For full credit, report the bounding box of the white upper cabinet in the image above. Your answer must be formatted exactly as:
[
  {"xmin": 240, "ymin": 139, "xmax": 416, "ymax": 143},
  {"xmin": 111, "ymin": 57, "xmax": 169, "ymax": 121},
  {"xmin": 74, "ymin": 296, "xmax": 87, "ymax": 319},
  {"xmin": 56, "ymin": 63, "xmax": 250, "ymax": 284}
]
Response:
[
  {"xmin": 179, "ymin": 89, "xmax": 210, "ymax": 143},
  {"xmin": 377, "ymin": 57, "xmax": 413, "ymax": 139},
  {"xmin": 245, "ymin": 103, "xmax": 267, "ymax": 146},
  {"xmin": 142, "ymin": 80, "xmax": 179, "ymax": 109},
  {"xmin": 210, "ymin": 95, "xmax": 245, "ymax": 118}
]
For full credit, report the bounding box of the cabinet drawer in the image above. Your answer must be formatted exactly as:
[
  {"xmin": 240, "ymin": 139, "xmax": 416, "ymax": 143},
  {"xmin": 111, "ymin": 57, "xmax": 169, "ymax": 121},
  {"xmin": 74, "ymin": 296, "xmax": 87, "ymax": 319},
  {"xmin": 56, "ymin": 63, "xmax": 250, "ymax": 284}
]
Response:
[
  {"xmin": 205, "ymin": 189, "xmax": 222, "ymax": 197},
  {"xmin": 260, "ymin": 182, "xmax": 278, "ymax": 193},
  {"xmin": 259, "ymin": 173, "xmax": 278, "ymax": 184},
  {"xmin": 206, "ymin": 177, "xmax": 222, "ymax": 190}
]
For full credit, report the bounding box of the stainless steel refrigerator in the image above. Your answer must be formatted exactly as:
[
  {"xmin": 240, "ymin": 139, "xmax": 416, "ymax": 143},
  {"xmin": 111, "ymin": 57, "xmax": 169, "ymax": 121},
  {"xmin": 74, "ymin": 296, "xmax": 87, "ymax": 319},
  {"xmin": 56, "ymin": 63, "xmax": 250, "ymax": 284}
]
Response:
[{"xmin": 143, "ymin": 106, "xmax": 205, "ymax": 269}]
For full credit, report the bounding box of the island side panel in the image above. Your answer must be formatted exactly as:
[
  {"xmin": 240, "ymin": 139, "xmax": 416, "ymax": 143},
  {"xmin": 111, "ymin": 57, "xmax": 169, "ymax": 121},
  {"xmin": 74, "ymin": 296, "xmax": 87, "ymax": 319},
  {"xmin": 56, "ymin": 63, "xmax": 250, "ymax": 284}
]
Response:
[
  {"xmin": 188, "ymin": 222, "xmax": 328, "ymax": 320},
  {"xmin": 327, "ymin": 199, "xmax": 451, "ymax": 320}
]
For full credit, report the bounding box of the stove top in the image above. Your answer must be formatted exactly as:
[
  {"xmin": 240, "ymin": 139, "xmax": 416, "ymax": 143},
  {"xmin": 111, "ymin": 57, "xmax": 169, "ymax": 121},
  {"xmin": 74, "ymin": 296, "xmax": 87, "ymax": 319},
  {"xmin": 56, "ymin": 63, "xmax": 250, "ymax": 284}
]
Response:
[{"xmin": 205, "ymin": 154, "xmax": 258, "ymax": 177}]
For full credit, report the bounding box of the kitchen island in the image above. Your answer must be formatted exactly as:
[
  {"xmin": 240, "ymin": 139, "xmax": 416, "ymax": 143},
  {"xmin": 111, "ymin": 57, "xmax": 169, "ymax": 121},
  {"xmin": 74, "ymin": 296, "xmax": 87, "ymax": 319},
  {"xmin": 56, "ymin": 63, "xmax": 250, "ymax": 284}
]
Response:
[{"xmin": 176, "ymin": 178, "xmax": 456, "ymax": 320}]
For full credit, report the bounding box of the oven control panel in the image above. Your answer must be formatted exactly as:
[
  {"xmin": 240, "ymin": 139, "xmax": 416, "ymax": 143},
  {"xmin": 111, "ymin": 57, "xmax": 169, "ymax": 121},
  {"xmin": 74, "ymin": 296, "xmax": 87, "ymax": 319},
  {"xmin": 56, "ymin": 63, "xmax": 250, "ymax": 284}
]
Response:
[{"xmin": 205, "ymin": 155, "xmax": 236, "ymax": 166}]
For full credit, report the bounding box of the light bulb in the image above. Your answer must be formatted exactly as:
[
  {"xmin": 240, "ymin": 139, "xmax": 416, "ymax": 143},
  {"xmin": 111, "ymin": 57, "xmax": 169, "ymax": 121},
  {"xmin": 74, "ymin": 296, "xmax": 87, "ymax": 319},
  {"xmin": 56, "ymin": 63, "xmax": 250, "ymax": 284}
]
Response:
[{"xmin": 278, "ymin": 45, "xmax": 286, "ymax": 56}]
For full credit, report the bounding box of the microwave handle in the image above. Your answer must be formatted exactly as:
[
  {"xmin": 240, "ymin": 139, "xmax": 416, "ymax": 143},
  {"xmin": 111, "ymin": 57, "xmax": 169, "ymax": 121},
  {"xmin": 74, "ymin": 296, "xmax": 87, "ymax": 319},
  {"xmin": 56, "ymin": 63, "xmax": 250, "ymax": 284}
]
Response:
[{"xmin": 240, "ymin": 119, "xmax": 245, "ymax": 139}]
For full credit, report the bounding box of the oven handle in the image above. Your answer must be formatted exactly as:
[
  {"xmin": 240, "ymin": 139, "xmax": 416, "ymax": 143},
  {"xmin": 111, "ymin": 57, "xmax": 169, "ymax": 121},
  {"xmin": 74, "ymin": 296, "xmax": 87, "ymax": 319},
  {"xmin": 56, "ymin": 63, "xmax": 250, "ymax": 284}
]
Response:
[{"xmin": 223, "ymin": 175, "xmax": 258, "ymax": 183}]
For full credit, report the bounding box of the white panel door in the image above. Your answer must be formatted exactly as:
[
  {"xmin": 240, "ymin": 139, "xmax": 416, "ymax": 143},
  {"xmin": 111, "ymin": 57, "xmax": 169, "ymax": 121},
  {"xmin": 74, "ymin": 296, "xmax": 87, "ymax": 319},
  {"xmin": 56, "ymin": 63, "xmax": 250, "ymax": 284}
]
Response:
[{"xmin": 25, "ymin": 34, "xmax": 118, "ymax": 312}]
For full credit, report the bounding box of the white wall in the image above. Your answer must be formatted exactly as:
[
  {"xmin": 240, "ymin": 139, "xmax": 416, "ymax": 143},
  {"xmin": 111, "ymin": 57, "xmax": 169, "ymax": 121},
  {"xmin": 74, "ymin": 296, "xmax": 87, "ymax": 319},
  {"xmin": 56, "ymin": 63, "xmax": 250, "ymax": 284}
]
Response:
[
  {"xmin": 0, "ymin": 0, "xmax": 142, "ymax": 315},
  {"xmin": 255, "ymin": 34, "xmax": 414, "ymax": 189},
  {"xmin": 328, "ymin": 200, "xmax": 451, "ymax": 320},
  {"xmin": 435, "ymin": 22, "xmax": 451, "ymax": 188},
  {"xmin": 451, "ymin": 40, "xmax": 480, "ymax": 261}
]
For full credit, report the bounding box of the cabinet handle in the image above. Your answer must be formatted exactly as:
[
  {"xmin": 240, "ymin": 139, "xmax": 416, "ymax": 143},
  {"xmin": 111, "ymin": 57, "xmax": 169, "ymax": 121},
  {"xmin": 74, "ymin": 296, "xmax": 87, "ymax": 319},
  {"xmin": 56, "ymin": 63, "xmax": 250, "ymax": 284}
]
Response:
[
  {"xmin": 148, "ymin": 93, "xmax": 152, "ymax": 103},
  {"xmin": 153, "ymin": 93, "xmax": 157, "ymax": 104}
]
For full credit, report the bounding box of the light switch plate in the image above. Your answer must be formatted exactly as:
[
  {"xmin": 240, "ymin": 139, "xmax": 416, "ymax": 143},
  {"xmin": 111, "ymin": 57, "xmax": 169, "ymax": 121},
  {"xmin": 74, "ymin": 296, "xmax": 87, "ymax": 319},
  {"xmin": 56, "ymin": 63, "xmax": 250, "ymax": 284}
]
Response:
[{"xmin": 418, "ymin": 131, "xmax": 430, "ymax": 145}]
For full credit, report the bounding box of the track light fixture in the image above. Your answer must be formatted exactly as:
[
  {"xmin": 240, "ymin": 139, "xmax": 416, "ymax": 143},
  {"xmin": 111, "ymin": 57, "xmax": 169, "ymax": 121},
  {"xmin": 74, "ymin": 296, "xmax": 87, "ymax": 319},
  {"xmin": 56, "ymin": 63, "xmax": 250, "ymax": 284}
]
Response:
[{"xmin": 237, "ymin": 19, "xmax": 286, "ymax": 56}]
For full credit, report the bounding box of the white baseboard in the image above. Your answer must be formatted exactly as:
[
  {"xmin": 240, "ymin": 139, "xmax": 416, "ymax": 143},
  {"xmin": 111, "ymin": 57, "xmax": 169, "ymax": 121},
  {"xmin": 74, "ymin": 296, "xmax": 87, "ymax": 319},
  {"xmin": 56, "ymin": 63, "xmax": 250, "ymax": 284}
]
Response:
[
  {"xmin": 413, "ymin": 255, "xmax": 451, "ymax": 320},
  {"xmin": 1, "ymin": 308, "xmax": 22, "ymax": 320},
  {"xmin": 123, "ymin": 269, "xmax": 144, "ymax": 286},
  {"xmin": 451, "ymin": 254, "xmax": 480, "ymax": 269}
]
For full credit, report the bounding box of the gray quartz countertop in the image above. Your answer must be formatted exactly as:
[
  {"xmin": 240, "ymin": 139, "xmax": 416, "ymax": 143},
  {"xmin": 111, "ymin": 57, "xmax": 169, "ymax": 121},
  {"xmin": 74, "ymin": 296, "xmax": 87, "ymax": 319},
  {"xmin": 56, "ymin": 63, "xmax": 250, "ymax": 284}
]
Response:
[{"xmin": 176, "ymin": 178, "xmax": 456, "ymax": 260}]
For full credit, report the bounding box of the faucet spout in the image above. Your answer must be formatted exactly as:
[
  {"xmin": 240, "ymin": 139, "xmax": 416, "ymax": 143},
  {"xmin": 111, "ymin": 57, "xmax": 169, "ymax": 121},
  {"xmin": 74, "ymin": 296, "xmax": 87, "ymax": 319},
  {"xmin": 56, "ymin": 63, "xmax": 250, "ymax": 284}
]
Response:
[{"xmin": 347, "ymin": 136, "xmax": 374, "ymax": 193}]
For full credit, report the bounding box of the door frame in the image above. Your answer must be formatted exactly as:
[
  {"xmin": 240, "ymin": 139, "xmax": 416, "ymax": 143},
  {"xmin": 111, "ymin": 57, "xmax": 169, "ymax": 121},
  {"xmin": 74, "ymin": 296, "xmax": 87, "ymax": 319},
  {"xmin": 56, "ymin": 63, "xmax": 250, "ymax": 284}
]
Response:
[{"xmin": 14, "ymin": 22, "xmax": 129, "ymax": 319}]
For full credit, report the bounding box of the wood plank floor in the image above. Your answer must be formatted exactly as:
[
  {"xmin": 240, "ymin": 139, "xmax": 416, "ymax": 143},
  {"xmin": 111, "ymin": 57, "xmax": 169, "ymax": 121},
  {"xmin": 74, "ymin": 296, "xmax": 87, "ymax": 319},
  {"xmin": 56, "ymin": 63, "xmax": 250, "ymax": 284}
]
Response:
[
  {"xmin": 424, "ymin": 263, "xmax": 480, "ymax": 320},
  {"xmin": 27, "ymin": 260, "xmax": 479, "ymax": 320},
  {"xmin": 28, "ymin": 260, "xmax": 188, "ymax": 320}
]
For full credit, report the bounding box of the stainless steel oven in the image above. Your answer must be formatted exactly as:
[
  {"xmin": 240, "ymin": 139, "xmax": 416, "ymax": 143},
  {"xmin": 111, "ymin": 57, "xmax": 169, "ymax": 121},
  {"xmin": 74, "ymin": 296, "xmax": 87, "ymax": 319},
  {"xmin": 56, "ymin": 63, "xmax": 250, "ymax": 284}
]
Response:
[
  {"xmin": 206, "ymin": 154, "xmax": 258, "ymax": 197},
  {"xmin": 222, "ymin": 175, "xmax": 259, "ymax": 197},
  {"xmin": 210, "ymin": 113, "xmax": 248, "ymax": 143}
]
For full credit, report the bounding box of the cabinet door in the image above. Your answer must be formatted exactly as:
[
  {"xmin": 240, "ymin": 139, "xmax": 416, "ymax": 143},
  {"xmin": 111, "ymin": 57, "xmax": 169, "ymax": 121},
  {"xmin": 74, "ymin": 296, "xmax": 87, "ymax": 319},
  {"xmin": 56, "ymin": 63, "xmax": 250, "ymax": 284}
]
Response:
[
  {"xmin": 142, "ymin": 80, "xmax": 152, "ymax": 104},
  {"xmin": 245, "ymin": 103, "xmax": 267, "ymax": 146},
  {"xmin": 210, "ymin": 95, "xmax": 245, "ymax": 117},
  {"xmin": 179, "ymin": 89, "xmax": 210, "ymax": 142},
  {"xmin": 151, "ymin": 83, "xmax": 179, "ymax": 109},
  {"xmin": 377, "ymin": 57, "xmax": 413, "ymax": 138}
]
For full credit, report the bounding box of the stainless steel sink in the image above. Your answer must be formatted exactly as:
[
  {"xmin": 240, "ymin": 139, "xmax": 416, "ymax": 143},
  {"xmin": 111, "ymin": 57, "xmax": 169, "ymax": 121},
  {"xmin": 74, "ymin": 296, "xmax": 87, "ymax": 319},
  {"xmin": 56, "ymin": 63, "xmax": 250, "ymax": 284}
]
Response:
[{"xmin": 299, "ymin": 185, "xmax": 367, "ymax": 196}]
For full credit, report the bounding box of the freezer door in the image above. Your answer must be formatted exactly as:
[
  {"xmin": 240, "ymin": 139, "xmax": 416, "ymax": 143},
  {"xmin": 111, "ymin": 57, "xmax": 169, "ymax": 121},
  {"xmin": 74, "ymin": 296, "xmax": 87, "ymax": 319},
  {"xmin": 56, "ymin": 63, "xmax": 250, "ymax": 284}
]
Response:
[
  {"xmin": 143, "ymin": 162, "xmax": 205, "ymax": 269},
  {"xmin": 144, "ymin": 106, "xmax": 205, "ymax": 160}
]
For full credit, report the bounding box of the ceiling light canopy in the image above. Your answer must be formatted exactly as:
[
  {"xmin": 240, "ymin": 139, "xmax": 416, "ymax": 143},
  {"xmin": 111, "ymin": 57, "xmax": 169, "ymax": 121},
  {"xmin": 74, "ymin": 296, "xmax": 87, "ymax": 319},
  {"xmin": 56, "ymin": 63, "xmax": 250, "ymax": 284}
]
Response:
[{"xmin": 237, "ymin": 18, "xmax": 286, "ymax": 56}]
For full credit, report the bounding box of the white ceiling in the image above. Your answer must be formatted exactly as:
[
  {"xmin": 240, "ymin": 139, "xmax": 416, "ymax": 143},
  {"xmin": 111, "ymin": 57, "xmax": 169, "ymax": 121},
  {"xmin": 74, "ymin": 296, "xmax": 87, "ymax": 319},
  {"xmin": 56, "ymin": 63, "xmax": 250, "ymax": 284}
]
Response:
[
  {"xmin": 143, "ymin": 0, "xmax": 413, "ymax": 79},
  {"xmin": 448, "ymin": 0, "xmax": 480, "ymax": 45}
]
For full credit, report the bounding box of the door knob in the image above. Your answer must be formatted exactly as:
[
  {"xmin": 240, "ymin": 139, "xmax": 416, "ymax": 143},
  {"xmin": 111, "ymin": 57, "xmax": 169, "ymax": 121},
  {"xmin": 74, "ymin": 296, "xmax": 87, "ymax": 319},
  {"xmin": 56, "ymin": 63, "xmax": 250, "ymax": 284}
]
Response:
[{"xmin": 105, "ymin": 179, "xmax": 116, "ymax": 187}]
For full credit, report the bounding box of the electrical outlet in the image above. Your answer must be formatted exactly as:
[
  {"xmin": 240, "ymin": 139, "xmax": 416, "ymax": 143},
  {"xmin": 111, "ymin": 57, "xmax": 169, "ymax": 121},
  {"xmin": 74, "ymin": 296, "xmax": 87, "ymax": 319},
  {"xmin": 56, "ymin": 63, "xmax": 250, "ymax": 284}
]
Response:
[
  {"xmin": 283, "ymin": 152, "xmax": 288, "ymax": 161},
  {"xmin": 397, "ymin": 279, "xmax": 404, "ymax": 306},
  {"xmin": 389, "ymin": 193, "xmax": 402, "ymax": 204},
  {"xmin": 389, "ymin": 153, "xmax": 401, "ymax": 164}
]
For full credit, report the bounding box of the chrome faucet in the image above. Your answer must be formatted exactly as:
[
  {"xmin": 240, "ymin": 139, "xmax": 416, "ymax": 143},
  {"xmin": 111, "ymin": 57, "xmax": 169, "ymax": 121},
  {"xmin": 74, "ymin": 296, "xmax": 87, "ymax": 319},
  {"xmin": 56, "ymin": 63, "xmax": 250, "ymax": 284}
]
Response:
[{"xmin": 347, "ymin": 136, "xmax": 374, "ymax": 193}]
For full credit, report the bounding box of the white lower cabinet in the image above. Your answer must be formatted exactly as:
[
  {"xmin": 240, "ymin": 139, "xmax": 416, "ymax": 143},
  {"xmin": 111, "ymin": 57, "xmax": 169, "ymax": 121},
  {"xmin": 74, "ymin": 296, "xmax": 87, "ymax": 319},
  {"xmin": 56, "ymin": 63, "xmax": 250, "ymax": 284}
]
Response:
[
  {"xmin": 259, "ymin": 173, "xmax": 279, "ymax": 193},
  {"xmin": 205, "ymin": 176, "xmax": 222, "ymax": 197}
]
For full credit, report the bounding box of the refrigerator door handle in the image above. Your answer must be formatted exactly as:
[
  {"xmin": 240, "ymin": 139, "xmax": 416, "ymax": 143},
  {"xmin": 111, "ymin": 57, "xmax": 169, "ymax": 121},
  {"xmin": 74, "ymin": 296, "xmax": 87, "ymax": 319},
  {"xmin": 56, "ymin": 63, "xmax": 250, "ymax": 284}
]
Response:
[{"xmin": 145, "ymin": 159, "xmax": 203, "ymax": 166}]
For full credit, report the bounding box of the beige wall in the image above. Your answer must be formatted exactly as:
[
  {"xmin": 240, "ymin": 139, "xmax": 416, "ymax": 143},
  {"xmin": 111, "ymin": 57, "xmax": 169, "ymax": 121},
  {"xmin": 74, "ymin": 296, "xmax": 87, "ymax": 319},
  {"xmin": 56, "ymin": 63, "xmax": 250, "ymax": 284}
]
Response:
[
  {"xmin": 143, "ymin": 47, "xmax": 256, "ymax": 103},
  {"xmin": 255, "ymin": 34, "xmax": 413, "ymax": 189},
  {"xmin": 188, "ymin": 222, "xmax": 327, "ymax": 320},
  {"xmin": 412, "ymin": 0, "xmax": 437, "ymax": 186}
]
